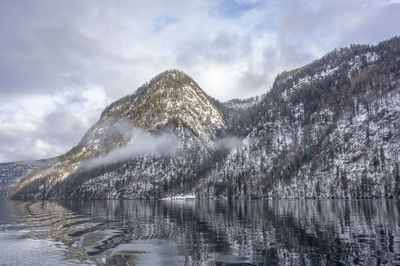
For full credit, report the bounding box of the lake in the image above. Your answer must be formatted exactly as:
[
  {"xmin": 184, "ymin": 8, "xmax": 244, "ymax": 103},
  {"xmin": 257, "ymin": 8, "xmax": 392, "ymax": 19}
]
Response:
[{"xmin": 0, "ymin": 199, "xmax": 399, "ymax": 265}]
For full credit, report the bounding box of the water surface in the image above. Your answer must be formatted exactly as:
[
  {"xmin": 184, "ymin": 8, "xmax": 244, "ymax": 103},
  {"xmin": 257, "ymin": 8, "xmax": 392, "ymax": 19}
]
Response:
[{"xmin": 1, "ymin": 199, "xmax": 400, "ymax": 265}]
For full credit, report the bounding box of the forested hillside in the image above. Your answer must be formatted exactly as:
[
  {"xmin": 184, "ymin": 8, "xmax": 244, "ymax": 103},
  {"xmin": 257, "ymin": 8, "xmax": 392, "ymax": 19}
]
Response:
[
  {"xmin": 197, "ymin": 37, "xmax": 400, "ymax": 198},
  {"xmin": 11, "ymin": 37, "xmax": 400, "ymax": 199}
]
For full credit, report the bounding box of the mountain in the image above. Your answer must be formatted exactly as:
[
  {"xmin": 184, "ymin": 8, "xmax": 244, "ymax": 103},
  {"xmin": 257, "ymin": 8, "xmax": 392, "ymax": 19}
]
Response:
[
  {"xmin": 11, "ymin": 70, "xmax": 227, "ymax": 199},
  {"xmin": 0, "ymin": 160, "xmax": 48, "ymax": 199},
  {"xmin": 11, "ymin": 37, "xmax": 400, "ymax": 200},
  {"xmin": 196, "ymin": 37, "xmax": 400, "ymax": 199}
]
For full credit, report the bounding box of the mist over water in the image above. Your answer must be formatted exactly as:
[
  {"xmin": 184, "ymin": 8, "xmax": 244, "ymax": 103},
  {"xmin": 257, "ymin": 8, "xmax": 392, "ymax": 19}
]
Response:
[{"xmin": 1, "ymin": 199, "xmax": 400, "ymax": 265}]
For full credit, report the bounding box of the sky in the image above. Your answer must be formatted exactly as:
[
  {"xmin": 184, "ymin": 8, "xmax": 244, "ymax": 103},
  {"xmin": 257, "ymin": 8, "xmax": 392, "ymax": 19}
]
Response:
[{"xmin": 0, "ymin": 0, "xmax": 399, "ymax": 163}]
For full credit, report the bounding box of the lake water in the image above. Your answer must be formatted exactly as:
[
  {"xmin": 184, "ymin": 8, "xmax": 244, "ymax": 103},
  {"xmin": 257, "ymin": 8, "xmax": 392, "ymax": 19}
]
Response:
[{"xmin": 0, "ymin": 199, "xmax": 400, "ymax": 265}]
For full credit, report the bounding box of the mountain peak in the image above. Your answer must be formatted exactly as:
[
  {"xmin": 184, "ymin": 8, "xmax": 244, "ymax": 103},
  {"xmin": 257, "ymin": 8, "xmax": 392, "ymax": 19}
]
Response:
[
  {"xmin": 155, "ymin": 69, "xmax": 193, "ymax": 80},
  {"xmin": 98, "ymin": 69, "xmax": 225, "ymax": 142},
  {"xmin": 136, "ymin": 69, "xmax": 198, "ymax": 95}
]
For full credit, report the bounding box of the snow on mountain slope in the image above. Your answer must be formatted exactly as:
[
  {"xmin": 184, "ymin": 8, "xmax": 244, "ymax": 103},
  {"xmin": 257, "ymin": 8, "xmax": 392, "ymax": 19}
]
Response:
[
  {"xmin": 195, "ymin": 37, "xmax": 400, "ymax": 199},
  {"xmin": 11, "ymin": 70, "xmax": 226, "ymax": 199},
  {"xmin": 10, "ymin": 37, "xmax": 400, "ymax": 200}
]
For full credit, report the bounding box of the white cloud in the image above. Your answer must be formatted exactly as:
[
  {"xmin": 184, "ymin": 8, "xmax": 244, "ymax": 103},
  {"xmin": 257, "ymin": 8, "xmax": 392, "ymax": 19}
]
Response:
[
  {"xmin": 213, "ymin": 136, "xmax": 244, "ymax": 150},
  {"xmin": 0, "ymin": 88, "xmax": 108, "ymax": 162},
  {"xmin": 83, "ymin": 127, "xmax": 179, "ymax": 169}
]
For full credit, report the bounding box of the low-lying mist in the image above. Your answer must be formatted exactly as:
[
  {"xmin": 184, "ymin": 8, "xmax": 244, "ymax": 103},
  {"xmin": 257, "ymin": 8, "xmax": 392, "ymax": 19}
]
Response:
[
  {"xmin": 81, "ymin": 117, "xmax": 244, "ymax": 170},
  {"xmin": 83, "ymin": 127, "xmax": 179, "ymax": 169},
  {"xmin": 213, "ymin": 136, "xmax": 244, "ymax": 151}
]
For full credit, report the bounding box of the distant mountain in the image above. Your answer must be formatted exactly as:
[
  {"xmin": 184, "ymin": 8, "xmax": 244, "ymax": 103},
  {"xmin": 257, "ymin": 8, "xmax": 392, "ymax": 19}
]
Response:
[
  {"xmin": 0, "ymin": 160, "xmax": 48, "ymax": 198},
  {"xmin": 223, "ymin": 96, "xmax": 262, "ymax": 110},
  {"xmin": 11, "ymin": 37, "xmax": 400, "ymax": 200}
]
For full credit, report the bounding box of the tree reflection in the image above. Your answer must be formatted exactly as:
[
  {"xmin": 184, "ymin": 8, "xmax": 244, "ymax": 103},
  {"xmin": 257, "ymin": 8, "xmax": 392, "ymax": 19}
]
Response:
[{"xmin": 6, "ymin": 199, "xmax": 400, "ymax": 265}]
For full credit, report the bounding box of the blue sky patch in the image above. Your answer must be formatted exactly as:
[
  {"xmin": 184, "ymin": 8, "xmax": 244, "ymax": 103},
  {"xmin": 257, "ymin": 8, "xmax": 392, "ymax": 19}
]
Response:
[
  {"xmin": 153, "ymin": 14, "xmax": 179, "ymax": 33},
  {"xmin": 216, "ymin": 0, "xmax": 263, "ymax": 18}
]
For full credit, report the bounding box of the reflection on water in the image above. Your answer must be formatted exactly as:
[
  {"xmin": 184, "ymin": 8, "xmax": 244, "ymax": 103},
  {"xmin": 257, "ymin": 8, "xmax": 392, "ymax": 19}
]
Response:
[{"xmin": 1, "ymin": 199, "xmax": 400, "ymax": 265}]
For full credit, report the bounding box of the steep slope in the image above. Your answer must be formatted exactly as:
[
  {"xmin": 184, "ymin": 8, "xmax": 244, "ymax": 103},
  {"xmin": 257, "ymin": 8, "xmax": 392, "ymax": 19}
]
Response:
[
  {"xmin": 11, "ymin": 37, "xmax": 400, "ymax": 200},
  {"xmin": 11, "ymin": 70, "xmax": 226, "ymax": 199},
  {"xmin": 197, "ymin": 37, "xmax": 400, "ymax": 199}
]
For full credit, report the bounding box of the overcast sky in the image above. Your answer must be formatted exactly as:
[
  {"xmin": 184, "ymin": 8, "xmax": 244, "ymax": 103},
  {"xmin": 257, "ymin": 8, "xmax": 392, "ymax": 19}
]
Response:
[{"xmin": 0, "ymin": 0, "xmax": 399, "ymax": 162}]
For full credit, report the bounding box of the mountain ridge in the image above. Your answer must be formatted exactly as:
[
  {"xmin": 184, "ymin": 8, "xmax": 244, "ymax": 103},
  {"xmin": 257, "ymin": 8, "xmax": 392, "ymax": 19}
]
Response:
[
  {"xmin": 10, "ymin": 36, "xmax": 400, "ymax": 200},
  {"xmin": 194, "ymin": 36, "xmax": 400, "ymax": 199}
]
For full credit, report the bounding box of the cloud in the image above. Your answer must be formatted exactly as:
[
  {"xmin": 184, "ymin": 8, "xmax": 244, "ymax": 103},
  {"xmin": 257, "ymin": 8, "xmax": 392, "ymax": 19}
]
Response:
[
  {"xmin": 0, "ymin": 88, "xmax": 107, "ymax": 162},
  {"xmin": 83, "ymin": 127, "xmax": 179, "ymax": 169},
  {"xmin": 215, "ymin": 0, "xmax": 262, "ymax": 18},
  {"xmin": 0, "ymin": 0, "xmax": 399, "ymax": 162},
  {"xmin": 213, "ymin": 137, "xmax": 244, "ymax": 151},
  {"xmin": 153, "ymin": 14, "xmax": 180, "ymax": 33}
]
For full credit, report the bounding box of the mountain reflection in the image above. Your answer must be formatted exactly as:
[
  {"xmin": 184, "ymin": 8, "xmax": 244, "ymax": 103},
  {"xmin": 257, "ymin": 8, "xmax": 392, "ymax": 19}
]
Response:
[{"xmin": 5, "ymin": 199, "xmax": 400, "ymax": 265}]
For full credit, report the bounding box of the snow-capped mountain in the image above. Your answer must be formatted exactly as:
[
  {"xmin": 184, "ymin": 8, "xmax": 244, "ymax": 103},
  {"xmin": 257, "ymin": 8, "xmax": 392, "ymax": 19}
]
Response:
[{"xmin": 11, "ymin": 37, "xmax": 400, "ymax": 199}]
